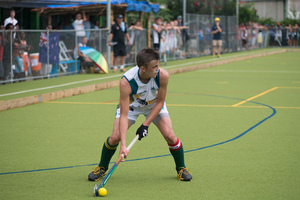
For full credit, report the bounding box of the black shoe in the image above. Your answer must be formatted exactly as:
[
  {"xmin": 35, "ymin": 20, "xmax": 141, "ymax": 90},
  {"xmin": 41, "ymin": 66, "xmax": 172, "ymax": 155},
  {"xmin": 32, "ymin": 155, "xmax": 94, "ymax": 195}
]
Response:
[
  {"xmin": 88, "ymin": 166, "xmax": 106, "ymax": 181},
  {"xmin": 177, "ymin": 167, "xmax": 192, "ymax": 181}
]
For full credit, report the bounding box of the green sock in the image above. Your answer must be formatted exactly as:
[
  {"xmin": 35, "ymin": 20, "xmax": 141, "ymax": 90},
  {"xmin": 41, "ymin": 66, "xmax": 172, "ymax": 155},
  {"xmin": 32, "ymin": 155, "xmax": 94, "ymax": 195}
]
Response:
[
  {"xmin": 169, "ymin": 143, "xmax": 186, "ymax": 171},
  {"xmin": 99, "ymin": 137, "xmax": 118, "ymax": 170}
]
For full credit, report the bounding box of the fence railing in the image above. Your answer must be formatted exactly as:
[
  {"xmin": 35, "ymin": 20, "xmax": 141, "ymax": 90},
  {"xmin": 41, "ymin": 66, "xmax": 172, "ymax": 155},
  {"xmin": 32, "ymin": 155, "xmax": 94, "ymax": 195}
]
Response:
[{"xmin": 0, "ymin": 21, "xmax": 298, "ymax": 84}]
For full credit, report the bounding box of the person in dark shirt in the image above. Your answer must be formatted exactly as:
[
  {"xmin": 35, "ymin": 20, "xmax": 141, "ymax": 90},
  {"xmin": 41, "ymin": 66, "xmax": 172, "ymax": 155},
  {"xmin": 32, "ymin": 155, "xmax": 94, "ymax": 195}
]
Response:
[
  {"xmin": 211, "ymin": 17, "xmax": 223, "ymax": 58},
  {"xmin": 108, "ymin": 15, "xmax": 131, "ymax": 72}
]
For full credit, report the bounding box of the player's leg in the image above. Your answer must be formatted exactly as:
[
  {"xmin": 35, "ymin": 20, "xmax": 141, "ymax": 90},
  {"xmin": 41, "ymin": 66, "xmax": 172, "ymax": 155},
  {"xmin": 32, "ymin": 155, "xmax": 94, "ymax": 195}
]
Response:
[
  {"xmin": 88, "ymin": 118, "xmax": 125, "ymax": 181},
  {"xmin": 88, "ymin": 106, "xmax": 138, "ymax": 181},
  {"xmin": 154, "ymin": 115, "xmax": 192, "ymax": 181}
]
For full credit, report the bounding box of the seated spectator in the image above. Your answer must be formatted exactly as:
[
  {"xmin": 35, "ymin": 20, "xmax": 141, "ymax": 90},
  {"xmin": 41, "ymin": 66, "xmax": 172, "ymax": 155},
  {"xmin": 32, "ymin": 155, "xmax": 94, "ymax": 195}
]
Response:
[{"xmin": 74, "ymin": 36, "xmax": 93, "ymax": 73}]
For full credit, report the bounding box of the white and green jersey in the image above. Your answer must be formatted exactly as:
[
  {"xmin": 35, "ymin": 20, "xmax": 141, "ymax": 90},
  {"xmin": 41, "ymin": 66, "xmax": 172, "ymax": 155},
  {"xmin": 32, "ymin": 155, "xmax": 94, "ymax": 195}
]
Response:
[{"xmin": 123, "ymin": 66, "xmax": 160, "ymax": 110}]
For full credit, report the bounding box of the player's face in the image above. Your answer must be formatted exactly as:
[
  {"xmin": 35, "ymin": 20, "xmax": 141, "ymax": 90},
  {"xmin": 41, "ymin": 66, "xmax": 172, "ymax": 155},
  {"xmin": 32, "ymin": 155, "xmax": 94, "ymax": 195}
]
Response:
[{"xmin": 145, "ymin": 60, "xmax": 159, "ymax": 78}]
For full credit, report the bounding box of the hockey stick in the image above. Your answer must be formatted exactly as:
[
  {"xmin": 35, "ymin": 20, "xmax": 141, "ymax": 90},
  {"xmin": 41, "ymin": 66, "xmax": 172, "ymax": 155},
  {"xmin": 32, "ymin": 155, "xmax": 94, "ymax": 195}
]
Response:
[{"xmin": 93, "ymin": 134, "xmax": 139, "ymax": 197}]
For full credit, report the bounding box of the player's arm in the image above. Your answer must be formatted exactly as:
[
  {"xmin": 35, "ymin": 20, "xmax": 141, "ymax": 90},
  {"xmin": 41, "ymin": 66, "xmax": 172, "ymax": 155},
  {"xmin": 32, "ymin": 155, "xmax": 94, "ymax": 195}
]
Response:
[
  {"xmin": 144, "ymin": 68, "xmax": 169, "ymax": 126},
  {"xmin": 125, "ymin": 32, "xmax": 131, "ymax": 46},
  {"xmin": 153, "ymin": 24, "xmax": 161, "ymax": 33},
  {"xmin": 217, "ymin": 25, "xmax": 222, "ymax": 32},
  {"xmin": 119, "ymin": 77, "xmax": 132, "ymax": 158}
]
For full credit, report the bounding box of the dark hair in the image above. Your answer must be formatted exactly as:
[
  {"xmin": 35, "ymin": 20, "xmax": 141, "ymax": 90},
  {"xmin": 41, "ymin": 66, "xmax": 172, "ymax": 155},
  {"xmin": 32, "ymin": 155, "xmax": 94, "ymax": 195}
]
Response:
[
  {"xmin": 5, "ymin": 23, "xmax": 14, "ymax": 30},
  {"xmin": 136, "ymin": 48, "xmax": 159, "ymax": 68},
  {"xmin": 155, "ymin": 17, "xmax": 161, "ymax": 21},
  {"xmin": 10, "ymin": 9, "xmax": 15, "ymax": 13}
]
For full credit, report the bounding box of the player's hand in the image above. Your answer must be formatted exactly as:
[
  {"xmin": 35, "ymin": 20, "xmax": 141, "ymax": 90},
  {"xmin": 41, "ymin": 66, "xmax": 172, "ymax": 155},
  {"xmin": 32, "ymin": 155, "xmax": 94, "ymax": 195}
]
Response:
[
  {"xmin": 136, "ymin": 124, "xmax": 149, "ymax": 140},
  {"xmin": 108, "ymin": 41, "xmax": 112, "ymax": 46},
  {"xmin": 119, "ymin": 145, "xmax": 129, "ymax": 158}
]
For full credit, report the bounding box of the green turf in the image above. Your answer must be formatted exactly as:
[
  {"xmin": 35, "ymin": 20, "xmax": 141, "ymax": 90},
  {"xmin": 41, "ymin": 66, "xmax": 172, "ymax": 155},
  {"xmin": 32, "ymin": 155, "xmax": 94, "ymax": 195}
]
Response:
[{"xmin": 0, "ymin": 50, "xmax": 299, "ymax": 199}]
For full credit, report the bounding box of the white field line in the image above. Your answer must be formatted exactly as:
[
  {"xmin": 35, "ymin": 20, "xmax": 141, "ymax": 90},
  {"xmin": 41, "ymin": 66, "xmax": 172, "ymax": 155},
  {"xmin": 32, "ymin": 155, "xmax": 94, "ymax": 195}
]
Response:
[
  {"xmin": 0, "ymin": 74, "xmax": 122, "ymax": 97},
  {"xmin": 0, "ymin": 49, "xmax": 284, "ymax": 98},
  {"xmin": 197, "ymin": 70, "xmax": 300, "ymax": 73}
]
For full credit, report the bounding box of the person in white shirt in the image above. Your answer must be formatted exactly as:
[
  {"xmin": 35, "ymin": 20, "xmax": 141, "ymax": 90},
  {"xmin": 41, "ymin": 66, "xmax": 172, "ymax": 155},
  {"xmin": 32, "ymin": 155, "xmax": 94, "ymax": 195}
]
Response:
[
  {"xmin": 73, "ymin": 11, "xmax": 87, "ymax": 44},
  {"xmin": 152, "ymin": 17, "xmax": 162, "ymax": 52},
  {"xmin": 4, "ymin": 9, "xmax": 18, "ymax": 27}
]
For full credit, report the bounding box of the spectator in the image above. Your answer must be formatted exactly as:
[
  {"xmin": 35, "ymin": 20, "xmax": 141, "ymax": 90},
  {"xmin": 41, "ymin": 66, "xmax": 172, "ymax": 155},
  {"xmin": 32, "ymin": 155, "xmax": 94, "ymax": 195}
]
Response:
[
  {"xmin": 286, "ymin": 24, "xmax": 293, "ymax": 46},
  {"xmin": 4, "ymin": 9, "xmax": 18, "ymax": 27},
  {"xmin": 13, "ymin": 31, "xmax": 31, "ymax": 80},
  {"xmin": 73, "ymin": 12, "xmax": 87, "ymax": 44},
  {"xmin": 108, "ymin": 15, "xmax": 131, "ymax": 73},
  {"xmin": 189, "ymin": 24, "xmax": 198, "ymax": 56},
  {"xmin": 40, "ymin": 25, "xmax": 53, "ymax": 76},
  {"xmin": 275, "ymin": 22, "xmax": 282, "ymax": 46},
  {"xmin": 292, "ymin": 24, "xmax": 299, "ymax": 47},
  {"xmin": 128, "ymin": 20, "xmax": 143, "ymax": 62},
  {"xmin": 211, "ymin": 17, "xmax": 223, "ymax": 58},
  {"xmin": 198, "ymin": 27, "xmax": 204, "ymax": 55},
  {"xmin": 2, "ymin": 23, "xmax": 14, "ymax": 81},
  {"xmin": 240, "ymin": 23, "xmax": 249, "ymax": 51},
  {"xmin": 205, "ymin": 24, "xmax": 212, "ymax": 54},
  {"xmin": 0, "ymin": 22, "xmax": 4, "ymax": 81},
  {"xmin": 74, "ymin": 36, "xmax": 93, "ymax": 73},
  {"xmin": 269, "ymin": 24, "xmax": 276, "ymax": 46},
  {"xmin": 152, "ymin": 17, "xmax": 162, "ymax": 52},
  {"xmin": 83, "ymin": 14, "xmax": 92, "ymax": 41},
  {"xmin": 177, "ymin": 16, "xmax": 189, "ymax": 55}
]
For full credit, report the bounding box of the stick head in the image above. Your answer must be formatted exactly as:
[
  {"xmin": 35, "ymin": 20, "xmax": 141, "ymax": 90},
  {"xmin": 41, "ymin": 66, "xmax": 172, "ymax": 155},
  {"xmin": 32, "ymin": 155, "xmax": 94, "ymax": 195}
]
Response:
[{"xmin": 93, "ymin": 184, "xmax": 99, "ymax": 197}]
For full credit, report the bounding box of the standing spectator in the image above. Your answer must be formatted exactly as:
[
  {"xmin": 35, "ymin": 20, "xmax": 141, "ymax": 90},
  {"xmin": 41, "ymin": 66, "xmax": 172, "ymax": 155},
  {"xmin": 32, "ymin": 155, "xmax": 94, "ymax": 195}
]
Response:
[
  {"xmin": 4, "ymin": 9, "xmax": 18, "ymax": 27},
  {"xmin": 177, "ymin": 16, "xmax": 189, "ymax": 56},
  {"xmin": 152, "ymin": 17, "xmax": 162, "ymax": 52},
  {"xmin": 240, "ymin": 23, "xmax": 249, "ymax": 51},
  {"xmin": 13, "ymin": 31, "xmax": 31, "ymax": 80},
  {"xmin": 40, "ymin": 25, "xmax": 53, "ymax": 76},
  {"xmin": 211, "ymin": 17, "xmax": 223, "ymax": 58},
  {"xmin": 3, "ymin": 23, "xmax": 14, "ymax": 81},
  {"xmin": 108, "ymin": 15, "xmax": 131, "ymax": 73},
  {"xmin": 189, "ymin": 24, "xmax": 198, "ymax": 56},
  {"xmin": 292, "ymin": 24, "xmax": 299, "ymax": 47},
  {"xmin": 198, "ymin": 27, "xmax": 204, "ymax": 55},
  {"xmin": 275, "ymin": 22, "xmax": 282, "ymax": 46},
  {"xmin": 269, "ymin": 24, "xmax": 276, "ymax": 46},
  {"xmin": 73, "ymin": 12, "xmax": 87, "ymax": 44},
  {"xmin": 128, "ymin": 20, "xmax": 143, "ymax": 62},
  {"xmin": 286, "ymin": 24, "xmax": 293, "ymax": 46},
  {"xmin": 0, "ymin": 22, "xmax": 4, "ymax": 81}
]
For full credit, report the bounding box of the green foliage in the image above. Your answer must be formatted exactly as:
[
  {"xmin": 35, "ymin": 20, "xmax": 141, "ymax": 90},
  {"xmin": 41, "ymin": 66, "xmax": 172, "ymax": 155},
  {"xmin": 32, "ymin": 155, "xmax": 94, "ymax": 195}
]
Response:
[
  {"xmin": 155, "ymin": 8, "xmax": 174, "ymax": 22},
  {"xmin": 238, "ymin": 3, "xmax": 259, "ymax": 24}
]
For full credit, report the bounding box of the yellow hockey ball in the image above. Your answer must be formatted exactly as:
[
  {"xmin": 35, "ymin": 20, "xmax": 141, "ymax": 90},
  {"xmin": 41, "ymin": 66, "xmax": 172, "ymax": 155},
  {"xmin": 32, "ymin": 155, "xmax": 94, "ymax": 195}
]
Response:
[{"xmin": 98, "ymin": 187, "xmax": 107, "ymax": 197}]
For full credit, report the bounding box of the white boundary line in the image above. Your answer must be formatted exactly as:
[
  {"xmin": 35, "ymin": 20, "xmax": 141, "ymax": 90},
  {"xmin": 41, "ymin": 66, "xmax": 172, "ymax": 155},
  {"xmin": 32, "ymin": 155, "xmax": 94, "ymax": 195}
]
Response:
[
  {"xmin": 0, "ymin": 49, "xmax": 284, "ymax": 98},
  {"xmin": 197, "ymin": 70, "xmax": 300, "ymax": 73}
]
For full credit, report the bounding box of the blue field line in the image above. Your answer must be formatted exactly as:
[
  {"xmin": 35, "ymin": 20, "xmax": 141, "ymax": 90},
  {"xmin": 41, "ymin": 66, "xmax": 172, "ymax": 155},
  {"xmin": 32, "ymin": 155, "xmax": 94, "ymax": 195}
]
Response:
[{"xmin": 0, "ymin": 94, "xmax": 276, "ymax": 176}]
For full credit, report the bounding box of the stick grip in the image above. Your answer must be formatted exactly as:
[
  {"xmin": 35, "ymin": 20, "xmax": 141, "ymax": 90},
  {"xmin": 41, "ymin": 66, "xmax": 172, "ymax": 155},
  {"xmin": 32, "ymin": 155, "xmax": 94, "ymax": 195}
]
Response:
[{"xmin": 121, "ymin": 134, "xmax": 139, "ymax": 158}]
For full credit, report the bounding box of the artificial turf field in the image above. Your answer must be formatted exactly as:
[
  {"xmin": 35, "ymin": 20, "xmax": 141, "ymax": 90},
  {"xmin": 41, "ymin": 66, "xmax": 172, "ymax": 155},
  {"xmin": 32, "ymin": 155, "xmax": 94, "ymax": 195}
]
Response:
[{"xmin": 0, "ymin": 50, "xmax": 299, "ymax": 199}]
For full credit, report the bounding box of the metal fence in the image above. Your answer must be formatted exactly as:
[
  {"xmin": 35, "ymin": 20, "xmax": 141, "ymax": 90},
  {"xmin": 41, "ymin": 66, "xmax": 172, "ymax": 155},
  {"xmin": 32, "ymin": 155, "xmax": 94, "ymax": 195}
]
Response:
[{"xmin": 0, "ymin": 14, "xmax": 299, "ymax": 84}]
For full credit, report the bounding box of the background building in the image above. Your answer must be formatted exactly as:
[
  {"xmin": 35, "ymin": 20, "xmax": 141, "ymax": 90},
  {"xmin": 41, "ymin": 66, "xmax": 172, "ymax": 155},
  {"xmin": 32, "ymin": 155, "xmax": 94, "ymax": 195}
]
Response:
[{"xmin": 241, "ymin": 0, "xmax": 300, "ymax": 21}]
